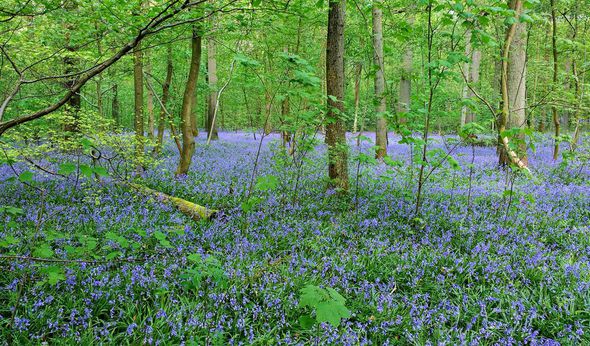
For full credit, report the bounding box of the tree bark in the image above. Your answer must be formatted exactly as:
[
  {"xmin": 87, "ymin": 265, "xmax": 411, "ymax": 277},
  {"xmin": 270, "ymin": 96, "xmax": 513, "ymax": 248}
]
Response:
[
  {"xmin": 63, "ymin": 42, "xmax": 80, "ymax": 133},
  {"xmin": 176, "ymin": 28, "xmax": 202, "ymax": 175},
  {"xmin": 111, "ymin": 83, "xmax": 120, "ymax": 129},
  {"xmin": 133, "ymin": 44, "xmax": 145, "ymax": 168},
  {"xmin": 326, "ymin": 0, "xmax": 349, "ymax": 191},
  {"xmin": 461, "ymin": 30, "xmax": 481, "ymax": 126},
  {"xmin": 353, "ymin": 62, "xmax": 362, "ymax": 133},
  {"xmin": 397, "ymin": 14, "xmax": 414, "ymax": 127},
  {"xmin": 155, "ymin": 45, "xmax": 173, "ymax": 154},
  {"xmin": 145, "ymin": 55, "xmax": 155, "ymax": 139},
  {"xmin": 498, "ymin": 0, "xmax": 528, "ymax": 168},
  {"xmin": 550, "ymin": 0, "xmax": 560, "ymax": 160},
  {"xmin": 373, "ymin": 0, "xmax": 388, "ymax": 159},
  {"xmin": 125, "ymin": 182, "xmax": 217, "ymax": 221},
  {"xmin": 206, "ymin": 14, "xmax": 219, "ymax": 140}
]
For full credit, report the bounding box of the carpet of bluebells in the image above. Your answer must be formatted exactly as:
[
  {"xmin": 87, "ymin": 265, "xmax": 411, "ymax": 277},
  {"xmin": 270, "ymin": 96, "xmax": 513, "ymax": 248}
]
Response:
[{"xmin": 1, "ymin": 131, "xmax": 589, "ymax": 345}]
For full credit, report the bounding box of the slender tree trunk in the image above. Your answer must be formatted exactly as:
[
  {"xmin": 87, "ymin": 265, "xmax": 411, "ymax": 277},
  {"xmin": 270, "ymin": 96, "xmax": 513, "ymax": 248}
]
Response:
[
  {"xmin": 353, "ymin": 62, "xmax": 362, "ymax": 133},
  {"xmin": 373, "ymin": 0, "xmax": 388, "ymax": 159},
  {"xmin": 95, "ymin": 22, "xmax": 103, "ymax": 118},
  {"xmin": 191, "ymin": 83, "xmax": 199, "ymax": 137},
  {"xmin": 145, "ymin": 55, "xmax": 155, "ymax": 139},
  {"xmin": 551, "ymin": 0, "xmax": 560, "ymax": 160},
  {"xmin": 461, "ymin": 30, "xmax": 480, "ymax": 126},
  {"xmin": 461, "ymin": 30, "xmax": 472, "ymax": 127},
  {"xmin": 326, "ymin": 0, "xmax": 349, "ymax": 191},
  {"xmin": 467, "ymin": 52, "xmax": 481, "ymax": 124},
  {"xmin": 133, "ymin": 44, "xmax": 145, "ymax": 168},
  {"xmin": 498, "ymin": 0, "xmax": 528, "ymax": 168},
  {"xmin": 398, "ymin": 14, "xmax": 414, "ymax": 127},
  {"xmin": 264, "ymin": 92, "xmax": 272, "ymax": 134},
  {"xmin": 111, "ymin": 83, "xmax": 120, "ymax": 129},
  {"xmin": 176, "ymin": 28, "xmax": 202, "ymax": 175},
  {"xmin": 156, "ymin": 45, "xmax": 173, "ymax": 154},
  {"xmin": 281, "ymin": 46, "xmax": 291, "ymax": 146},
  {"xmin": 206, "ymin": 14, "xmax": 219, "ymax": 140}
]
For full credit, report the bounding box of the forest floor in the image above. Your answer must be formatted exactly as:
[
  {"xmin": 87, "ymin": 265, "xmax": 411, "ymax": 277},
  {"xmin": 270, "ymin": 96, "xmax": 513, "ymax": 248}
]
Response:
[{"xmin": 1, "ymin": 131, "xmax": 589, "ymax": 345}]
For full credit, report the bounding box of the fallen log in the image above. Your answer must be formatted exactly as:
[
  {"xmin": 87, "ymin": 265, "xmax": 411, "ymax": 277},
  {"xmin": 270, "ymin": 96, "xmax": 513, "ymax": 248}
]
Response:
[{"xmin": 125, "ymin": 182, "xmax": 218, "ymax": 221}]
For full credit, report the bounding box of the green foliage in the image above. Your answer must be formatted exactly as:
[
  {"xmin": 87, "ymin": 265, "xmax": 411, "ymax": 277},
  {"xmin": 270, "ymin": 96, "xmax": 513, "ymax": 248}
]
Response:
[
  {"xmin": 181, "ymin": 254, "xmax": 228, "ymax": 291},
  {"xmin": 298, "ymin": 284, "xmax": 351, "ymax": 328}
]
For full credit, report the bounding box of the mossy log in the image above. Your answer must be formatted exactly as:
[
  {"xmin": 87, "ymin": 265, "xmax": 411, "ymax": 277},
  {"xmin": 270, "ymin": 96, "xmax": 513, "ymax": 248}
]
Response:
[{"xmin": 125, "ymin": 182, "xmax": 218, "ymax": 221}]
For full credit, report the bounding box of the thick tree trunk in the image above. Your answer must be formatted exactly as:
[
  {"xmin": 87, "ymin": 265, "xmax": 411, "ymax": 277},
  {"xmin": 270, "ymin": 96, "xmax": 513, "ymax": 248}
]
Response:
[
  {"xmin": 156, "ymin": 45, "xmax": 173, "ymax": 154},
  {"xmin": 325, "ymin": 0, "xmax": 349, "ymax": 191},
  {"xmin": 206, "ymin": 15, "xmax": 219, "ymax": 140},
  {"xmin": 63, "ymin": 39, "xmax": 80, "ymax": 133},
  {"xmin": 373, "ymin": 0, "xmax": 388, "ymax": 159},
  {"xmin": 498, "ymin": 0, "xmax": 528, "ymax": 168},
  {"xmin": 397, "ymin": 15, "xmax": 414, "ymax": 127},
  {"xmin": 176, "ymin": 28, "xmax": 202, "ymax": 176},
  {"xmin": 133, "ymin": 44, "xmax": 145, "ymax": 167}
]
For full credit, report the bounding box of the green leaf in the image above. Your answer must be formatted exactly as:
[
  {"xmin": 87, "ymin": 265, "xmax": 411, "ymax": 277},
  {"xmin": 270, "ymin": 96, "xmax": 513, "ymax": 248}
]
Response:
[
  {"xmin": 58, "ymin": 163, "xmax": 77, "ymax": 175},
  {"xmin": 106, "ymin": 251, "xmax": 121, "ymax": 260},
  {"xmin": 299, "ymin": 314, "xmax": 315, "ymax": 329},
  {"xmin": 255, "ymin": 175, "xmax": 279, "ymax": 191},
  {"xmin": 187, "ymin": 253, "xmax": 202, "ymax": 262},
  {"xmin": 0, "ymin": 235, "xmax": 19, "ymax": 248},
  {"xmin": 46, "ymin": 267, "xmax": 65, "ymax": 285},
  {"xmin": 153, "ymin": 231, "xmax": 167, "ymax": 241},
  {"xmin": 299, "ymin": 284, "xmax": 324, "ymax": 308},
  {"xmin": 93, "ymin": 166, "xmax": 109, "ymax": 177},
  {"xmin": 18, "ymin": 171, "xmax": 34, "ymax": 183},
  {"xmin": 33, "ymin": 243, "xmax": 54, "ymax": 258},
  {"xmin": 519, "ymin": 13, "xmax": 533, "ymax": 23},
  {"xmin": 79, "ymin": 165, "xmax": 93, "ymax": 177},
  {"xmin": 326, "ymin": 287, "xmax": 346, "ymax": 305},
  {"xmin": 316, "ymin": 301, "xmax": 349, "ymax": 327}
]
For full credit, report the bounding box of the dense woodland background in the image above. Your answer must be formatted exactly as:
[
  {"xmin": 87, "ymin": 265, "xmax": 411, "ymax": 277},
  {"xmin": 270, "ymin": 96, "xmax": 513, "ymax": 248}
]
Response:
[{"xmin": 1, "ymin": 0, "xmax": 589, "ymax": 344}]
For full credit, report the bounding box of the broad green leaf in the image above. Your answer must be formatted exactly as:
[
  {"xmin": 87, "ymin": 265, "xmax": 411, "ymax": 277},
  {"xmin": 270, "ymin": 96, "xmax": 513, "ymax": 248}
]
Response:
[{"xmin": 19, "ymin": 171, "xmax": 34, "ymax": 183}]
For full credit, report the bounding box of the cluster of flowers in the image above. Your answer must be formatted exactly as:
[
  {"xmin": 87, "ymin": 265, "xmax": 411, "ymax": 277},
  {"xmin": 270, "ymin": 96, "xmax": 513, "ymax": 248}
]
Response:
[{"xmin": 0, "ymin": 132, "xmax": 588, "ymax": 344}]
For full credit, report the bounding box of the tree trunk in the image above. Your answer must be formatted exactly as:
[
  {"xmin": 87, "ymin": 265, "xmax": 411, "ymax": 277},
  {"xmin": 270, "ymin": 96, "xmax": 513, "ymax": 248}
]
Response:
[
  {"xmin": 353, "ymin": 62, "xmax": 362, "ymax": 133},
  {"xmin": 206, "ymin": 15, "xmax": 219, "ymax": 140},
  {"xmin": 264, "ymin": 92, "xmax": 272, "ymax": 134},
  {"xmin": 111, "ymin": 84, "xmax": 120, "ymax": 129},
  {"xmin": 63, "ymin": 47, "xmax": 80, "ymax": 133},
  {"xmin": 95, "ymin": 22, "xmax": 104, "ymax": 118},
  {"xmin": 156, "ymin": 45, "xmax": 173, "ymax": 154},
  {"xmin": 465, "ymin": 46, "xmax": 481, "ymax": 124},
  {"xmin": 146, "ymin": 55, "xmax": 155, "ymax": 139},
  {"xmin": 550, "ymin": 0, "xmax": 560, "ymax": 160},
  {"xmin": 176, "ymin": 28, "xmax": 202, "ymax": 176},
  {"xmin": 373, "ymin": 0, "xmax": 388, "ymax": 159},
  {"xmin": 191, "ymin": 82, "xmax": 199, "ymax": 137},
  {"xmin": 133, "ymin": 44, "xmax": 145, "ymax": 168},
  {"xmin": 397, "ymin": 15, "xmax": 414, "ymax": 127},
  {"xmin": 461, "ymin": 30, "xmax": 472, "ymax": 128},
  {"xmin": 461, "ymin": 30, "xmax": 481, "ymax": 126},
  {"xmin": 325, "ymin": 0, "xmax": 349, "ymax": 191},
  {"xmin": 498, "ymin": 0, "xmax": 528, "ymax": 168}
]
